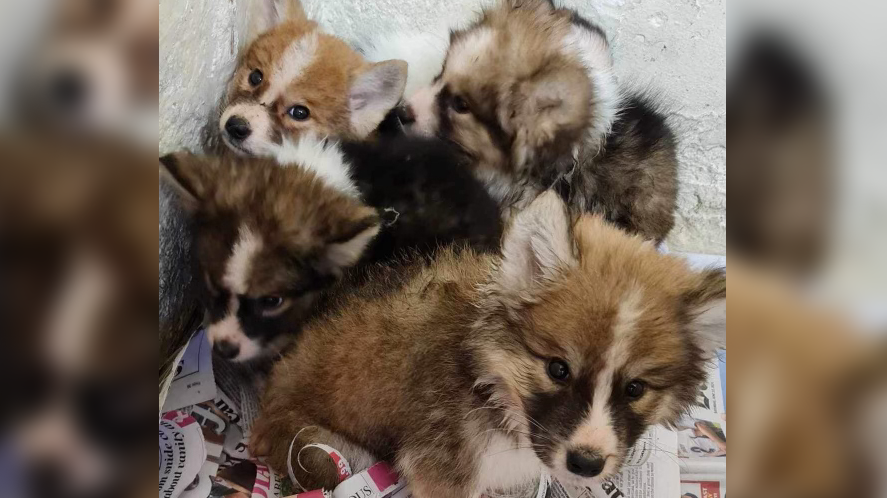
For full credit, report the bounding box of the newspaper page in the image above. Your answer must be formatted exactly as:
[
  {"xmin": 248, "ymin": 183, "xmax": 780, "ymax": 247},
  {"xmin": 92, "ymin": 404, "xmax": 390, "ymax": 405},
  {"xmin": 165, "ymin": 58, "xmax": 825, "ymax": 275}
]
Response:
[
  {"xmin": 160, "ymin": 411, "xmax": 207, "ymax": 498},
  {"xmin": 162, "ymin": 329, "xmax": 217, "ymax": 413},
  {"xmin": 677, "ymin": 359, "xmax": 726, "ymax": 471},
  {"xmin": 679, "ymin": 480, "xmax": 722, "ymax": 498}
]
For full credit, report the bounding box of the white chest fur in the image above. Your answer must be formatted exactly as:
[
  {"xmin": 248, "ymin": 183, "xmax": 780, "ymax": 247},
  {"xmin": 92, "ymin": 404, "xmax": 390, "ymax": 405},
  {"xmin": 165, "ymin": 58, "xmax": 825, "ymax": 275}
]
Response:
[{"xmin": 475, "ymin": 434, "xmax": 545, "ymax": 495}]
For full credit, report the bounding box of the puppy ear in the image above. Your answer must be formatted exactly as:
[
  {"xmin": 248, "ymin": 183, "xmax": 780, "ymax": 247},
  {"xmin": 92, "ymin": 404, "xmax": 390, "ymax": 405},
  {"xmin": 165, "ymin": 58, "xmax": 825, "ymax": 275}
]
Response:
[
  {"xmin": 159, "ymin": 152, "xmax": 207, "ymax": 212},
  {"xmin": 319, "ymin": 208, "xmax": 381, "ymax": 275},
  {"xmin": 349, "ymin": 60, "xmax": 409, "ymax": 138},
  {"xmin": 683, "ymin": 268, "xmax": 727, "ymax": 357},
  {"xmin": 495, "ymin": 191, "xmax": 576, "ymax": 295},
  {"xmin": 246, "ymin": 0, "xmax": 308, "ymax": 44},
  {"xmin": 506, "ymin": 64, "xmax": 591, "ymax": 170}
]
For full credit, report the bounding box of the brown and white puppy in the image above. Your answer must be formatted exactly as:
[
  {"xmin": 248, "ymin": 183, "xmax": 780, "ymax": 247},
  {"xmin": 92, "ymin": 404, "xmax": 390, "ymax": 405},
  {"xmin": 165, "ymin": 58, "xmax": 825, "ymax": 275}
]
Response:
[
  {"xmin": 161, "ymin": 134, "xmax": 502, "ymax": 363},
  {"xmin": 18, "ymin": 0, "xmax": 158, "ymax": 143},
  {"xmin": 404, "ymin": 0, "xmax": 678, "ymax": 243},
  {"xmin": 159, "ymin": 146, "xmax": 381, "ymax": 363},
  {"xmin": 250, "ymin": 191, "xmax": 726, "ymax": 495},
  {"xmin": 215, "ymin": 0, "xmax": 408, "ymax": 156}
]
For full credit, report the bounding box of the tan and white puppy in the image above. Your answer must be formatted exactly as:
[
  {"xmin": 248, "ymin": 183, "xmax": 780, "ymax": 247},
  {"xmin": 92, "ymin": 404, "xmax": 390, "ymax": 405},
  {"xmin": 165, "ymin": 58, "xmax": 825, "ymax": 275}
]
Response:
[
  {"xmin": 251, "ymin": 191, "xmax": 726, "ymax": 495},
  {"xmin": 216, "ymin": 0, "xmax": 408, "ymax": 156}
]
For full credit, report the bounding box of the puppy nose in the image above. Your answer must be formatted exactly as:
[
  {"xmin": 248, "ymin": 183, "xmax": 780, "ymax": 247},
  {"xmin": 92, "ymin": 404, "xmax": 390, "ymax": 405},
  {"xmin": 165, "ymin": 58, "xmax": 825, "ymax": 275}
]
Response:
[
  {"xmin": 214, "ymin": 340, "xmax": 240, "ymax": 360},
  {"xmin": 566, "ymin": 449, "xmax": 606, "ymax": 478},
  {"xmin": 225, "ymin": 116, "xmax": 252, "ymax": 140},
  {"xmin": 394, "ymin": 104, "xmax": 416, "ymax": 125},
  {"xmin": 50, "ymin": 69, "xmax": 88, "ymax": 109}
]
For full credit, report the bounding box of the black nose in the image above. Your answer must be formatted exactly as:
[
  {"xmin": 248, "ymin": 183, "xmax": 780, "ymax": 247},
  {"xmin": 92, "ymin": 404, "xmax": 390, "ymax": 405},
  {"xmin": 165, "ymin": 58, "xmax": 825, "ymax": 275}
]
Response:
[
  {"xmin": 214, "ymin": 340, "xmax": 239, "ymax": 360},
  {"xmin": 225, "ymin": 116, "xmax": 252, "ymax": 140},
  {"xmin": 566, "ymin": 449, "xmax": 606, "ymax": 478},
  {"xmin": 50, "ymin": 69, "xmax": 88, "ymax": 110},
  {"xmin": 394, "ymin": 104, "xmax": 416, "ymax": 125}
]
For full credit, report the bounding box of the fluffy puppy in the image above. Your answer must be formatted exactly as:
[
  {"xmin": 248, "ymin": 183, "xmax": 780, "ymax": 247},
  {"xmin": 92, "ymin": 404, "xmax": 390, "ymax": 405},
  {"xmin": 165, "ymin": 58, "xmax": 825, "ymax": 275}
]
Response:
[
  {"xmin": 251, "ymin": 191, "xmax": 726, "ymax": 496},
  {"xmin": 159, "ymin": 148, "xmax": 381, "ymax": 363},
  {"xmin": 160, "ymin": 137, "xmax": 501, "ymax": 362},
  {"xmin": 212, "ymin": 0, "xmax": 408, "ymax": 156},
  {"xmin": 404, "ymin": 0, "xmax": 678, "ymax": 242}
]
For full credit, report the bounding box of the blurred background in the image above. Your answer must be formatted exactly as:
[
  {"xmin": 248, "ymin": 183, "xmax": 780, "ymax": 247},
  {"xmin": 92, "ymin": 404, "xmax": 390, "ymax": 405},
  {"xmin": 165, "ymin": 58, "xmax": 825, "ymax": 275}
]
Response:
[
  {"xmin": 730, "ymin": 1, "xmax": 887, "ymax": 497},
  {"xmin": 0, "ymin": 0, "xmax": 157, "ymax": 497}
]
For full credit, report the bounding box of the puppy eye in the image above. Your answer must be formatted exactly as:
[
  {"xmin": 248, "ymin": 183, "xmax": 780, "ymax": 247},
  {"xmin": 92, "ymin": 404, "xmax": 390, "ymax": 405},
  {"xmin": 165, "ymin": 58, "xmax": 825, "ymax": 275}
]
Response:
[
  {"xmin": 287, "ymin": 105, "xmax": 310, "ymax": 121},
  {"xmin": 547, "ymin": 359, "xmax": 570, "ymax": 381},
  {"xmin": 625, "ymin": 380, "xmax": 646, "ymax": 400},
  {"xmin": 451, "ymin": 95, "xmax": 470, "ymax": 114},
  {"xmin": 248, "ymin": 69, "xmax": 264, "ymax": 87},
  {"xmin": 258, "ymin": 296, "xmax": 285, "ymax": 311}
]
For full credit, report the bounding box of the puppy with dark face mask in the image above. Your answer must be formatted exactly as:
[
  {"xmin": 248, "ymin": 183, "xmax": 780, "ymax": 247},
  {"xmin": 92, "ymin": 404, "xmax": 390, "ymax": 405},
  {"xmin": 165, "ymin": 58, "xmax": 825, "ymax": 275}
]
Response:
[
  {"xmin": 250, "ymin": 191, "xmax": 726, "ymax": 496},
  {"xmin": 161, "ymin": 135, "xmax": 501, "ymax": 363}
]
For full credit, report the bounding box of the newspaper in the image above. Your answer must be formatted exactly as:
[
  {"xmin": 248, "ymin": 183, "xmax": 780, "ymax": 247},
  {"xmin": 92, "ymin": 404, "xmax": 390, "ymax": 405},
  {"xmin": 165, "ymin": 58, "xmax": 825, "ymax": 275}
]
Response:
[
  {"xmin": 679, "ymin": 481, "xmax": 722, "ymax": 498},
  {"xmin": 160, "ymin": 411, "xmax": 206, "ymax": 498}
]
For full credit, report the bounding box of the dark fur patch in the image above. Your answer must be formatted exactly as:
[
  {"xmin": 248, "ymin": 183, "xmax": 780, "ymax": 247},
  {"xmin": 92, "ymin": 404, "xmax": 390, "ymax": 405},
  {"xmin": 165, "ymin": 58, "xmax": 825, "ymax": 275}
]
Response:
[
  {"xmin": 343, "ymin": 134, "xmax": 504, "ymax": 264},
  {"xmin": 564, "ymin": 92, "xmax": 678, "ymax": 243}
]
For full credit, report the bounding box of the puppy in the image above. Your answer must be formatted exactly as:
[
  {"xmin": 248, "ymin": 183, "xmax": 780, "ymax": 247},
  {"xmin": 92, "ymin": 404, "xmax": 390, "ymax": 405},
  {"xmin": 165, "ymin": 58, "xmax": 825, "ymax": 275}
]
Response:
[
  {"xmin": 403, "ymin": 0, "xmax": 678, "ymax": 243},
  {"xmin": 250, "ymin": 191, "xmax": 726, "ymax": 495},
  {"xmin": 213, "ymin": 0, "xmax": 408, "ymax": 156},
  {"xmin": 17, "ymin": 0, "xmax": 158, "ymax": 143},
  {"xmin": 160, "ymin": 137, "xmax": 501, "ymax": 362}
]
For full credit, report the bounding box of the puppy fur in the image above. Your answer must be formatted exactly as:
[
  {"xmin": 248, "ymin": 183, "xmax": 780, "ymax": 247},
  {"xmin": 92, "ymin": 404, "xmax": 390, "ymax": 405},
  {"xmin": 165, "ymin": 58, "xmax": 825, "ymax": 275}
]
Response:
[
  {"xmin": 404, "ymin": 0, "xmax": 678, "ymax": 242},
  {"xmin": 250, "ymin": 191, "xmax": 726, "ymax": 496},
  {"xmin": 160, "ymin": 137, "xmax": 501, "ymax": 362},
  {"xmin": 212, "ymin": 0, "xmax": 408, "ymax": 156}
]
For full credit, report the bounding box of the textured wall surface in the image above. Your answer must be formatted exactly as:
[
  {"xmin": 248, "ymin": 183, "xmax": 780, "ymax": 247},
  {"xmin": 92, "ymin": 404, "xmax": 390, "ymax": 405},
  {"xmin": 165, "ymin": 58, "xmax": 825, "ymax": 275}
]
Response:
[{"xmin": 159, "ymin": 0, "xmax": 726, "ymax": 254}]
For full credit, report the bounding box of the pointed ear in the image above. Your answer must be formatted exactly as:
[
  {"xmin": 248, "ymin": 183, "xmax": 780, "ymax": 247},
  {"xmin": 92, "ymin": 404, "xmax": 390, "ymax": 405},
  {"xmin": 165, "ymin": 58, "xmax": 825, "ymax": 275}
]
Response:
[
  {"xmin": 683, "ymin": 268, "xmax": 727, "ymax": 357},
  {"xmin": 319, "ymin": 208, "xmax": 381, "ymax": 275},
  {"xmin": 495, "ymin": 191, "xmax": 576, "ymax": 295},
  {"xmin": 349, "ymin": 60, "xmax": 409, "ymax": 138},
  {"xmin": 246, "ymin": 0, "xmax": 308, "ymax": 44},
  {"xmin": 159, "ymin": 152, "xmax": 206, "ymax": 212},
  {"xmin": 506, "ymin": 65, "xmax": 591, "ymax": 168}
]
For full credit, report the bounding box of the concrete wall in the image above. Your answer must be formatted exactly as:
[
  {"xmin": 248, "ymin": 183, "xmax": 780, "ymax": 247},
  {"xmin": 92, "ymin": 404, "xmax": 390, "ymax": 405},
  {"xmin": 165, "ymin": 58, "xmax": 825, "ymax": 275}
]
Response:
[{"xmin": 159, "ymin": 0, "xmax": 726, "ymax": 254}]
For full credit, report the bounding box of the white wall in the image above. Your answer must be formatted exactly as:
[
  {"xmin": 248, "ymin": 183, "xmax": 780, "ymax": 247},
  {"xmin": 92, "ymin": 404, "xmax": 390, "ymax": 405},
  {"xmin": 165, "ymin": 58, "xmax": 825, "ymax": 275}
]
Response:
[{"xmin": 159, "ymin": 0, "xmax": 726, "ymax": 254}]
